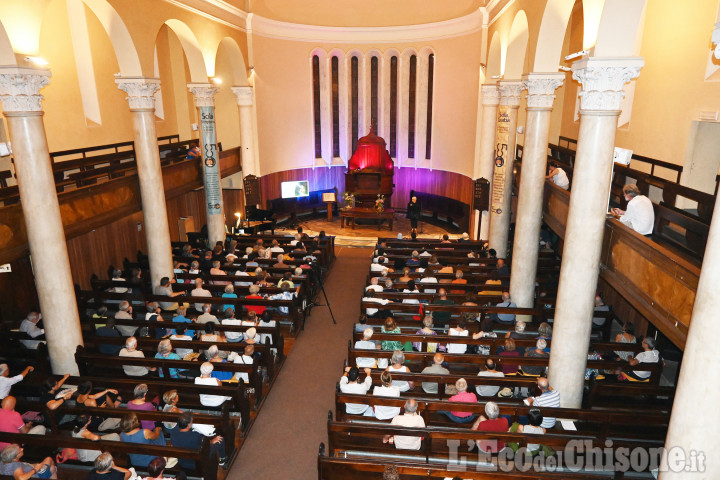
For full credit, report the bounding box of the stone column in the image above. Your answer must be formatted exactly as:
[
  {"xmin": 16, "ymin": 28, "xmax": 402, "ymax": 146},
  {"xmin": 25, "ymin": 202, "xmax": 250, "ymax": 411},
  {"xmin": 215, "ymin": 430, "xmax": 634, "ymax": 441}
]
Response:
[
  {"xmin": 188, "ymin": 84, "xmax": 225, "ymax": 246},
  {"xmin": 548, "ymin": 58, "xmax": 643, "ymax": 407},
  {"xmin": 509, "ymin": 74, "xmax": 564, "ymax": 312},
  {"xmin": 116, "ymin": 77, "xmax": 173, "ymax": 290},
  {"xmin": 0, "ymin": 67, "xmax": 83, "ymax": 374},
  {"xmin": 475, "ymin": 84, "xmax": 499, "ymax": 240},
  {"xmin": 660, "ymin": 200, "xmax": 720, "ymax": 476},
  {"xmin": 231, "ymin": 86, "xmax": 258, "ymax": 178},
  {"xmin": 488, "ymin": 81, "xmax": 522, "ymax": 258}
]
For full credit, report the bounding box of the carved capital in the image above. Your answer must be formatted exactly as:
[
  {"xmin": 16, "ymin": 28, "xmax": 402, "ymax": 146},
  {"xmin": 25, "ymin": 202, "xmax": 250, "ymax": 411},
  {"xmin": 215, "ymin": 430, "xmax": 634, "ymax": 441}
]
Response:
[
  {"xmin": 480, "ymin": 84, "xmax": 499, "ymax": 106},
  {"xmin": 188, "ymin": 83, "xmax": 218, "ymax": 107},
  {"xmin": 497, "ymin": 81, "xmax": 523, "ymax": 107},
  {"xmin": 522, "ymin": 73, "xmax": 564, "ymax": 109},
  {"xmin": 231, "ymin": 86, "xmax": 254, "ymax": 107},
  {"xmin": 572, "ymin": 57, "xmax": 644, "ymax": 112},
  {"xmin": 115, "ymin": 77, "xmax": 161, "ymax": 111},
  {"xmin": 0, "ymin": 67, "xmax": 51, "ymax": 113}
]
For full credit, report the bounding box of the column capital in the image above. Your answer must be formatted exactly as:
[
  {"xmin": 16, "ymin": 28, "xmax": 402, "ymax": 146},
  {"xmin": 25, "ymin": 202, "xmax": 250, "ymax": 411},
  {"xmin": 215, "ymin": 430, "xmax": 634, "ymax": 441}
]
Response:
[
  {"xmin": 0, "ymin": 67, "xmax": 51, "ymax": 114},
  {"xmin": 480, "ymin": 84, "xmax": 500, "ymax": 106},
  {"xmin": 497, "ymin": 80, "xmax": 523, "ymax": 107},
  {"xmin": 188, "ymin": 83, "xmax": 218, "ymax": 107},
  {"xmin": 115, "ymin": 77, "xmax": 160, "ymax": 111},
  {"xmin": 231, "ymin": 86, "xmax": 254, "ymax": 106},
  {"xmin": 522, "ymin": 73, "xmax": 564, "ymax": 109},
  {"xmin": 572, "ymin": 57, "xmax": 644, "ymax": 112}
]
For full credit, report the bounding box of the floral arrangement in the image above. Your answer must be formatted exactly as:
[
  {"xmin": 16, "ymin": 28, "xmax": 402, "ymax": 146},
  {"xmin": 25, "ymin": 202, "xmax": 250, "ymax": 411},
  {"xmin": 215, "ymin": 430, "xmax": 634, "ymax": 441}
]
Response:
[
  {"xmin": 343, "ymin": 191, "xmax": 356, "ymax": 209},
  {"xmin": 375, "ymin": 194, "xmax": 385, "ymax": 213}
]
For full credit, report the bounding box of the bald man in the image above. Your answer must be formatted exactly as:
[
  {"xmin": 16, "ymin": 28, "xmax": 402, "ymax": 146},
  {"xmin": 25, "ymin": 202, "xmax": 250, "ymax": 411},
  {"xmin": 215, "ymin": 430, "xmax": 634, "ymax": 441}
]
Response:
[
  {"xmin": 525, "ymin": 377, "xmax": 560, "ymax": 428},
  {"xmin": 420, "ymin": 353, "xmax": 449, "ymax": 394},
  {"xmin": 0, "ymin": 396, "xmax": 46, "ymax": 449}
]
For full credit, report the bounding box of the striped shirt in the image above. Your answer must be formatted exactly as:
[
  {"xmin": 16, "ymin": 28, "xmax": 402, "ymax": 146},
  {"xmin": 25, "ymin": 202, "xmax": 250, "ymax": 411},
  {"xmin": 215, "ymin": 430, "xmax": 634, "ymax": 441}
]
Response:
[{"xmin": 532, "ymin": 389, "xmax": 560, "ymax": 428}]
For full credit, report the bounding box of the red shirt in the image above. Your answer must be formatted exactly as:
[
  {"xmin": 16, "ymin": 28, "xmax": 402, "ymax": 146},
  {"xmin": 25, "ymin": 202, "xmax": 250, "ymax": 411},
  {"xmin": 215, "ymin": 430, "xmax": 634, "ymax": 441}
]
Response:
[
  {"xmin": 245, "ymin": 295, "xmax": 266, "ymax": 314},
  {"xmin": 448, "ymin": 391, "xmax": 477, "ymax": 417},
  {"xmin": 500, "ymin": 350, "xmax": 520, "ymax": 374},
  {"xmin": 0, "ymin": 409, "xmax": 24, "ymax": 449},
  {"xmin": 475, "ymin": 417, "xmax": 509, "ymax": 453}
]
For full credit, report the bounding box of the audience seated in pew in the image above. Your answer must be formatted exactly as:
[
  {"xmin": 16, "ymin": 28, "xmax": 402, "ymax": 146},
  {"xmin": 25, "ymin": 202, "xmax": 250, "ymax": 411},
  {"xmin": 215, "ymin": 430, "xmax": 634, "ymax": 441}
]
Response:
[
  {"xmin": 119, "ymin": 337, "xmax": 155, "ymax": 377},
  {"xmin": 381, "ymin": 399, "xmax": 425, "ymax": 451},
  {"xmin": 438, "ymin": 378, "xmax": 477, "ymax": 423},
  {"xmin": 0, "ymin": 443, "xmax": 57, "ymax": 479},
  {"xmin": 339, "ymin": 367, "xmax": 373, "ymax": 416},
  {"xmin": 86, "ymin": 452, "xmax": 133, "ymax": 480}
]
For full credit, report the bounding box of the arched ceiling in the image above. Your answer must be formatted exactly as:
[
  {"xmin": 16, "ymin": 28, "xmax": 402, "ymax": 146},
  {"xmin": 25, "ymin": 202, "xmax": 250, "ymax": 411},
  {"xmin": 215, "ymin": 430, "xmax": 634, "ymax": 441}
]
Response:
[{"xmin": 238, "ymin": 0, "xmax": 486, "ymax": 27}]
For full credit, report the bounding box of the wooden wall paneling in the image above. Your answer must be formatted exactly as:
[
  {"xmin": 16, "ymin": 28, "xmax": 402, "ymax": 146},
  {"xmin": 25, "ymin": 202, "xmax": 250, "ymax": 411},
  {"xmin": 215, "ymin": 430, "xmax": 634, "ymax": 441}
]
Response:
[
  {"xmin": 0, "ymin": 256, "xmax": 39, "ymax": 325},
  {"xmin": 66, "ymin": 211, "xmax": 147, "ymax": 289}
]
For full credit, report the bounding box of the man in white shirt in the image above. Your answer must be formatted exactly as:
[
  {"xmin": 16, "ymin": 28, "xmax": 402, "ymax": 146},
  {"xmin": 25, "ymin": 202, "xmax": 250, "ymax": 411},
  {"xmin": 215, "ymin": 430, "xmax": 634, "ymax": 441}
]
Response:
[
  {"xmin": 362, "ymin": 290, "xmax": 391, "ymax": 317},
  {"xmin": 418, "ymin": 271, "xmax": 438, "ymax": 293},
  {"xmin": 269, "ymin": 240, "xmax": 285, "ymax": 254},
  {"xmin": 191, "ymin": 278, "xmax": 213, "ymax": 312},
  {"xmin": 625, "ymin": 336, "xmax": 664, "ymax": 380},
  {"xmin": 384, "ymin": 399, "xmax": 425, "ymax": 450},
  {"xmin": 365, "ymin": 277, "xmax": 383, "ymax": 293},
  {"xmin": 612, "ymin": 184, "xmax": 654, "ymax": 235},
  {"xmin": 546, "ymin": 162, "xmax": 570, "ymax": 190},
  {"xmin": 339, "ymin": 366, "xmax": 373, "ymax": 415},
  {"xmin": 370, "ymin": 257, "xmax": 389, "ymax": 272},
  {"xmin": 18, "ymin": 312, "xmax": 45, "ymax": 349},
  {"xmin": 476, "ymin": 358, "xmax": 504, "ymax": 397},
  {"xmin": 355, "ymin": 329, "xmax": 379, "ymax": 368},
  {"xmin": 0, "ymin": 364, "xmax": 34, "ymax": 400}
]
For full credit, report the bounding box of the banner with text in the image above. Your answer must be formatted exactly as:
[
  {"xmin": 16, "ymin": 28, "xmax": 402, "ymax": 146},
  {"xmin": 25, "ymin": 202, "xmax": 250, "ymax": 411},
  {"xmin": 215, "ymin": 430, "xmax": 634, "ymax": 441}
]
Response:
[
  {"xmin": 200, "ymin": 106, "xmax": 223, "ymax": 216},
  {"xmin": 491, "ymin": 105, "xmax": 511, "ymax": 215}
]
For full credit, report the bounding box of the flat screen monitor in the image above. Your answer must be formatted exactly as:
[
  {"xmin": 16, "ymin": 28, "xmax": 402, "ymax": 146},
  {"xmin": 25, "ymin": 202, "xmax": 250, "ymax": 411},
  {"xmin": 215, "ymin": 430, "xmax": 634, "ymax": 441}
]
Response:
[{"xmin": 281, "ymin": 180, "xmax": 309, "ymax": 198}]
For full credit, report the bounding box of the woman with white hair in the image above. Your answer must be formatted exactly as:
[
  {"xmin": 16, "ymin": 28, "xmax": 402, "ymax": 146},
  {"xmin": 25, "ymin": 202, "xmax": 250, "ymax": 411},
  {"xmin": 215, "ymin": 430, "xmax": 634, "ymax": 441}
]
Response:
[
  {"xmin": 414, "ymin": 316, "xmax": 439, "ymax": 352},
  {"xmin": 221, "ymin": 284, "xmax": 237, "ymax": 313},
  {"xmin": 385, "ymin": 351, "xmax": 414, "ymax": 392},
  {"xmin": 154, "ymin": 339, "xmax": 180, "ymax": 378},
  {"xmin": 469, "ymin": 401, "xmax": 509, "ymax": 454},
  {"xmin": 194, "ymin": 362, "xmax": 232, "ymax": 407}
]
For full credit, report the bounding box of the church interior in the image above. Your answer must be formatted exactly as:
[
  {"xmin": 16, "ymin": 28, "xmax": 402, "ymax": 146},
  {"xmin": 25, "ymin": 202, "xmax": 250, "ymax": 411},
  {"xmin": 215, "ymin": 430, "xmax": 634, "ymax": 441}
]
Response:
[{"xmin": 0, "ymin": 0, "xmax": 718, "ymax": 479}]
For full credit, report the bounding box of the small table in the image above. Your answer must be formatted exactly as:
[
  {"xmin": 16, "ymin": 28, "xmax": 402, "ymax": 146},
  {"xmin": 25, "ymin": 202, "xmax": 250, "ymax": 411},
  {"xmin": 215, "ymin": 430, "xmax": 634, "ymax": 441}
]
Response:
[{"xmin": 340, "ymin": 207, "xmax": 395, "ymax": 230}]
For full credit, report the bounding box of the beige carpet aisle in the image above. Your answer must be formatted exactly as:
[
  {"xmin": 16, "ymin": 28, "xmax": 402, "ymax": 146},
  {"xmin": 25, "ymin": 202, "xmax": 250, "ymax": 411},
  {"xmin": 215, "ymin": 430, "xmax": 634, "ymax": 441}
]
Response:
[{"xmin": 228, "ymin": 246, "xmax": 372, "ymax": 479}]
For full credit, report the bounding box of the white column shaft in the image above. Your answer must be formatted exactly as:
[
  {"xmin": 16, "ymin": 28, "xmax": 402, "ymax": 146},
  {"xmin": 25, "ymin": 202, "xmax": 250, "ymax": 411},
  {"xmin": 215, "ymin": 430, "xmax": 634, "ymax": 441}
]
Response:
[
  {"xmin": 380, "ymin": 56, "xmax": 391, "ymax": 145},
  {"xmin": 131, "ymin": 109, "xmax": 174, "ymax": 289},
  {"xmin": 510, "ymin": 107, "xmax": 552, "ymax": 308},
  {"xmin": 510, "ymin": 74, "xmax": 564, "ymax": 309},
  {"xmin": 548, "ymin": 112, "xmax": 618, "ymax": 406},
  {"xmin": 549, "ymin": 58, "xmax": 643, "ymax": 407},
  {"xmin": 239, "ymin": 105, "xmax": 256, "ymax": 177},
  {"xmin": 661, "ymin": 189, "xmax": 720, "ymax": 478},
  {"xmin": 8, "ymin": 113, "xmax": 83, "ymax": 374}
]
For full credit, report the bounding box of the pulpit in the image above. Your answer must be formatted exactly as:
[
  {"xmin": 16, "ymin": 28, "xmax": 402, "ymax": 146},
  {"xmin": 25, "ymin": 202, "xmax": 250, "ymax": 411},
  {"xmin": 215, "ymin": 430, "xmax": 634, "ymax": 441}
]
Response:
[{"xmin": 345, "ymin": 127, "xmax": 394, "ymax": 207}]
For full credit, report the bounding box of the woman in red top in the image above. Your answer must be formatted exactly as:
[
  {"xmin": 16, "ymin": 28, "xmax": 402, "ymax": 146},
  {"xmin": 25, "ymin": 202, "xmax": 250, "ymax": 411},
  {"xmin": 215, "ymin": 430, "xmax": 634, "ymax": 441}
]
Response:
[
  {"xmin": 470, "ymin": 401, "xmax": 509, "ymax": 453},
  {"xmin": 499, "ymin": 338, "xmax": 520, "ymax": 374},
  {"xmin": 245, "ymin": 284, "xmax": 266, "ymax": 314}
]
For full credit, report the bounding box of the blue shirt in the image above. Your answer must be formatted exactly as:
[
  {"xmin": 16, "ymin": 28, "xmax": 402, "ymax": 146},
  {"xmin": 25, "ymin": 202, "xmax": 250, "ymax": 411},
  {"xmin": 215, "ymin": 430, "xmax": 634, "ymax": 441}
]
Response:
[
  {"xmin": 221, "ymin": 293, "xmax": 238, "ymax": 313},
  {"xmin": 155, "ymin": 352, "xmax": 181, "ymax": 378},
  {"xmin": 172, "ymin": 315, "xmax": 195, "ymax": 338}
]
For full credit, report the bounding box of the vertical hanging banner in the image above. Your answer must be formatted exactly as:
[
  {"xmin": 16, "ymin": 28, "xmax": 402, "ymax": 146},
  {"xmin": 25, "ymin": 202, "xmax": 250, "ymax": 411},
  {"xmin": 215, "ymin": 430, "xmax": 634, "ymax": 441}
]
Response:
[
  {"xmin": 491, "ymin": 105, "xmax": 511, "ymax": 215},
  {"xmin": 199, "ymin": 106, "xmax": 223, "ymax": 215}
]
